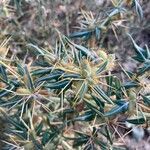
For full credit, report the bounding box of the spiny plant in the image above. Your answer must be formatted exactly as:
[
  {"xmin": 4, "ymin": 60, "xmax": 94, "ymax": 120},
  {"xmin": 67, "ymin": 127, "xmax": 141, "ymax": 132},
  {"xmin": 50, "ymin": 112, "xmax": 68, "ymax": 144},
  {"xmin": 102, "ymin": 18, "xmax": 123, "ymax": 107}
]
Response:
[{"xmin": 0, "ymin": 0, "xmax": 149, "ymax": 150}]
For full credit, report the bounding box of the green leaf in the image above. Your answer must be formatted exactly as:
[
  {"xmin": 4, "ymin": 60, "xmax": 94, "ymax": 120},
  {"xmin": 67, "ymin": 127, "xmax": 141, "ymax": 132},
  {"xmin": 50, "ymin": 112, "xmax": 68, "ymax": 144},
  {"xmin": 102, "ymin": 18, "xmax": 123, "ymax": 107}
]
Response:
[
  {"xmin": 106, "ymin": 75, "xmax": 113, "ymax": 96},
  {"xmin": 73, "ymin": 111, "xmax": 95, "ymax": 121},
  {"xmin": 62, "ymin": 73, "xmax": 81, "ymax": 79},
  {"xmin": 132, "ymin": 55, "xmax": 145, "ymax": 62},
  {"xmin": 138, "ymin": 61, "xmax": 150, "ymax": 75},
  {"xmin": 0, "ymin": 85, "xmax": 15, "ymax": 98},
  {"xmin": 43, "ymin": 79, "xmax": 71, "ymax": 90},
  {"xmin": 4, "ymin": 116, "xmax": 28, "ymax": 140},
  {"xmin": 42, "ymin": 130, "xmax": 58, "ymax": 146},
  {"xmin": 73, "ymin": 137, "xmax": 89, "ymax": 147},
  {"xmin": 105, "ymin": 125, "xmax": 113, "ymax": 144},
  {"xmin": 35, "ymin": 122, "xmax": 43, "ymax": 136},
  {"xmin": 42, "ymin": 131, "xmax": 51, "ymax": 145},
  {"xmin": 33, "ymin": 56, "xmax": 51, "ymax": 67},
  {"xmin": 85, "ymin": 100, "xmax": 104, "ymax": 118},
  {"xmin": 95, "ymin": 27, "xmax": 101, "ymax": 40},
  {"xmin": 0, "ymin": 95, "xmax": 22, "ymax": 108},
  {"xmin": 14, "ymin": 0, "xmax": 23, "ymax": 15},
  {"xmin": 30, "ymin": 133, "xmax": 43, "ymax": 150},
  {"xmin": 94, "ymin": 86, "xmax": 114, "ymax": 104},
  {"xmin": 133, "ymin": 0, "xmax": 143, "ymax": 19},
  {"xmin": 17, "ymin": 63, "xmax": 25, "ymax": 76},
  {"xmin": 77, "ymin": 45, "xmax": 96, "ymax": 59},
  {"xmin": 92, "ymin": 95, "xmax": 105, "ymax": 113},
  {"xmin": 7, "ymin": 128, "xmax": 27, "ymax": 140},
  {"xmin": 142, "ymin": 95, "xmax": 150, "ymax": 106},
  {"xmin": 123, "ymin": 81, "xmax": 139, "ymax": 89},
  {"xmin": 78, "ymin": 81, "xmax": 88, "ymax": 99},
  {"xmin": 108, "ymin": 7, "xmax": 126, "ymax": 18},
  {"xmin": 113, "ymin": 77, "xmax": 122, "ymax": 98},
  {"xmin": 27, "ymin": 44, "xmax": 45, "ymax": 55},
  {"xmin": 0, "ymin": 65, "xmax": 8, "ymax": 82},
  {"xmin": 104, "ymin": 102, "xmax": 129, "ymax": 117},
  {"xmin": 31, "ymin": 68, "xmax": 52, "ymax": 76},
  {"xmin": 94, "ymin": 139, "xmax": 108, "ymax": 150},
  {"xmin": 96, "ymin": 61, "xmax": 108, "ymax": 74},
  {"xmin": 145, "ymin": 45, "xmax": 150, "ymax": 59},
  {"xmin": 113, "ymin": 147, "xmax": 126, "ymax": 150},
  {"xmin": 98, "ymin": 125, "xmax": 113, "ymax": 145},
  {"xmin": 69, "ymin": 30, "xmax": 93, "ymax": 38},
  {"xmin": 128, "ymin": 34, "xmax": 146, "ymax": 62},
  {"xmin": 35, "ymin": 71, "xmax": 63, "ymax": 86},
  {"xmin": 126, "ymin": 71, "xmax": 135, "ymax": 78},
  {"xmin": 114, "ymin": 99, "xmax": 127, "ymax": 105},
  {"xmin": 113, "ymin": 77, "xmax": 121, "ymax": 89},
  {"xmin": 126, "ymin": 117, "xmax": 146, "ymax": 125},
  {"xmin": 24, "ymin": 65, "xmax": 35, "ymax": 91},
  {"xmin": 68, "ymin": 41, "xmax": 96, "ymax": 60},
  {"xmin": 106, "ymin": 76, "xmax": 122, "ymax": 98}
]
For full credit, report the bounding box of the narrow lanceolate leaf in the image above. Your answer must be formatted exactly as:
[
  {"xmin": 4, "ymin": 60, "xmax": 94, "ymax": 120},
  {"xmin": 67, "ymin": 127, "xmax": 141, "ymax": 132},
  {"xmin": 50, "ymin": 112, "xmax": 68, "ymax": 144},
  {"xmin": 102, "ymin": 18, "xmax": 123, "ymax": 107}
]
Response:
[
  {"xmin": 0, "ymin": 65, "xmax": 8, "ymax": 82},
  {"xmin": 0, "ymin": 85, "xmax": 15, "ymax": 98},
  {"xmin": 4, "ymin": 115, "xmax": 27, "ymax": 132},
  {"xmin": 138, "ymin": 62, "xmax": 150, "ymax": 74},
  {"xmin": 113, "ymin": 77, "xmax": 122, "ymax": 89},
  {"xmin": 95, "ymin": 27, "xmax": 101, "ymax": 40},
  {"xmin": 133, "ymin": 0, "xmax": 143, "ymax": 19},
  {"xmin": 42, "ymin": 129, "xmax": 59, "ymax": 146},
  {"xmin": 73, "ymin": 111, "xmax": 95, "ymax": 121},
  {"xmin": 114, "ymin": 99, "xmax": 128, "ymax": 105},
  {"xmin": 92, "ymin": 95, "xmax": 105, "ymax": 113},
  {"xmin": 67, "ymin": 39, "xmax": 96, "ymax": 59},
  {"xmin": 24, "ymin": 65, "xmax": 35, "ymax": 91},
  {"xmin": 43, "ymin": 79, "xmax": 71, "ymax": 90},
  {"xmin": 73, "ymin": 137, "xmax": 89, "ymax": 147},
  {"xmin": 106, "ymin": 76, "xmax": 113, "ymax": 96},
  {"xmin": 78, "ymin": 81, "xmax": 88, "ymax": 99},
  {"xmin": 94, "ymin": 139, "xmax": 108, "ymax": 150},
  {"xmin": 85, "ymin": 100, "xmax": 104, "ymax": 118},
  {"xmin": 7, "ymin": 128, "xmax": 27, "ymax": 140},
  {"xmin": 128, "ymin": 34, "xmax": 146, "ymax": 62},
  {"xmin": 126, "ymin": 71, "xmax": 135, "ymax": 78},
  {"xmin": 35, "ymin": 71, "xmax": 62, "ymax": 86},
  {"xmin": 145, "ymin": 46, "xmax": 150, "ymax": 59},
  {"xmin": 17, "ymin": 63, "xmax": 25, "ymax": 76},
  {"xmin": 75, "ymin": 44, "xmax": 96, "ymax": 59},
  {"xmin": 113, "ymin": 146, "xmax": 126, "ymax": 150},
  {"xmin": 30, "ymin": 133, "xmax": 43, "ymax": 150},
  {"xmin": 96, "ymin": 61, "xmax": 108, "ymax": 74},
  {"xmin": 142, "ymin": 95, "xmax": 150, "ymax": 106},
  {"xmin": 62, "ymin": 73, "xmax": 81, "ymax": 79},
  {"xmin": 132, "ymin": 55, "xmax": 145, "ymax": 62},
  {"xmin": 98, "ymin": 125, "xmax": 112, "ymax": 145},
  {"xmin": 93, "ymin": 86, "xmax": 114, "ymax": 104},
  {"xmin": 69, "ymin": 30, "xmax": 93, "ymax": 38},
  {"xmin": 105, "ymin": 125, "xmax": 113, "ymax": 144},
  {"xmin": 123, "ymin": 81, "xmax": 139, "ymax": 89},
  {"xmin": 31, "ymin": 68, "xmax": 52, "ymax": 76},
  {"xmin": 0, "ymin": 95, "xmax": 22, "ymax": 108},
  {"xmin": 27, "ymin": 44, "xmax": 44, "ymax": 55},
  {"xmin": 126, "ymin": 117, "xmax": 146, "ymax": 124},
  {"xmin": 42, "ymin": 131, "xmax": 51, "ymax": 145},
  {"xmin": 104, "ymin": 102, "xmax": 129, "ymax": 117}
]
